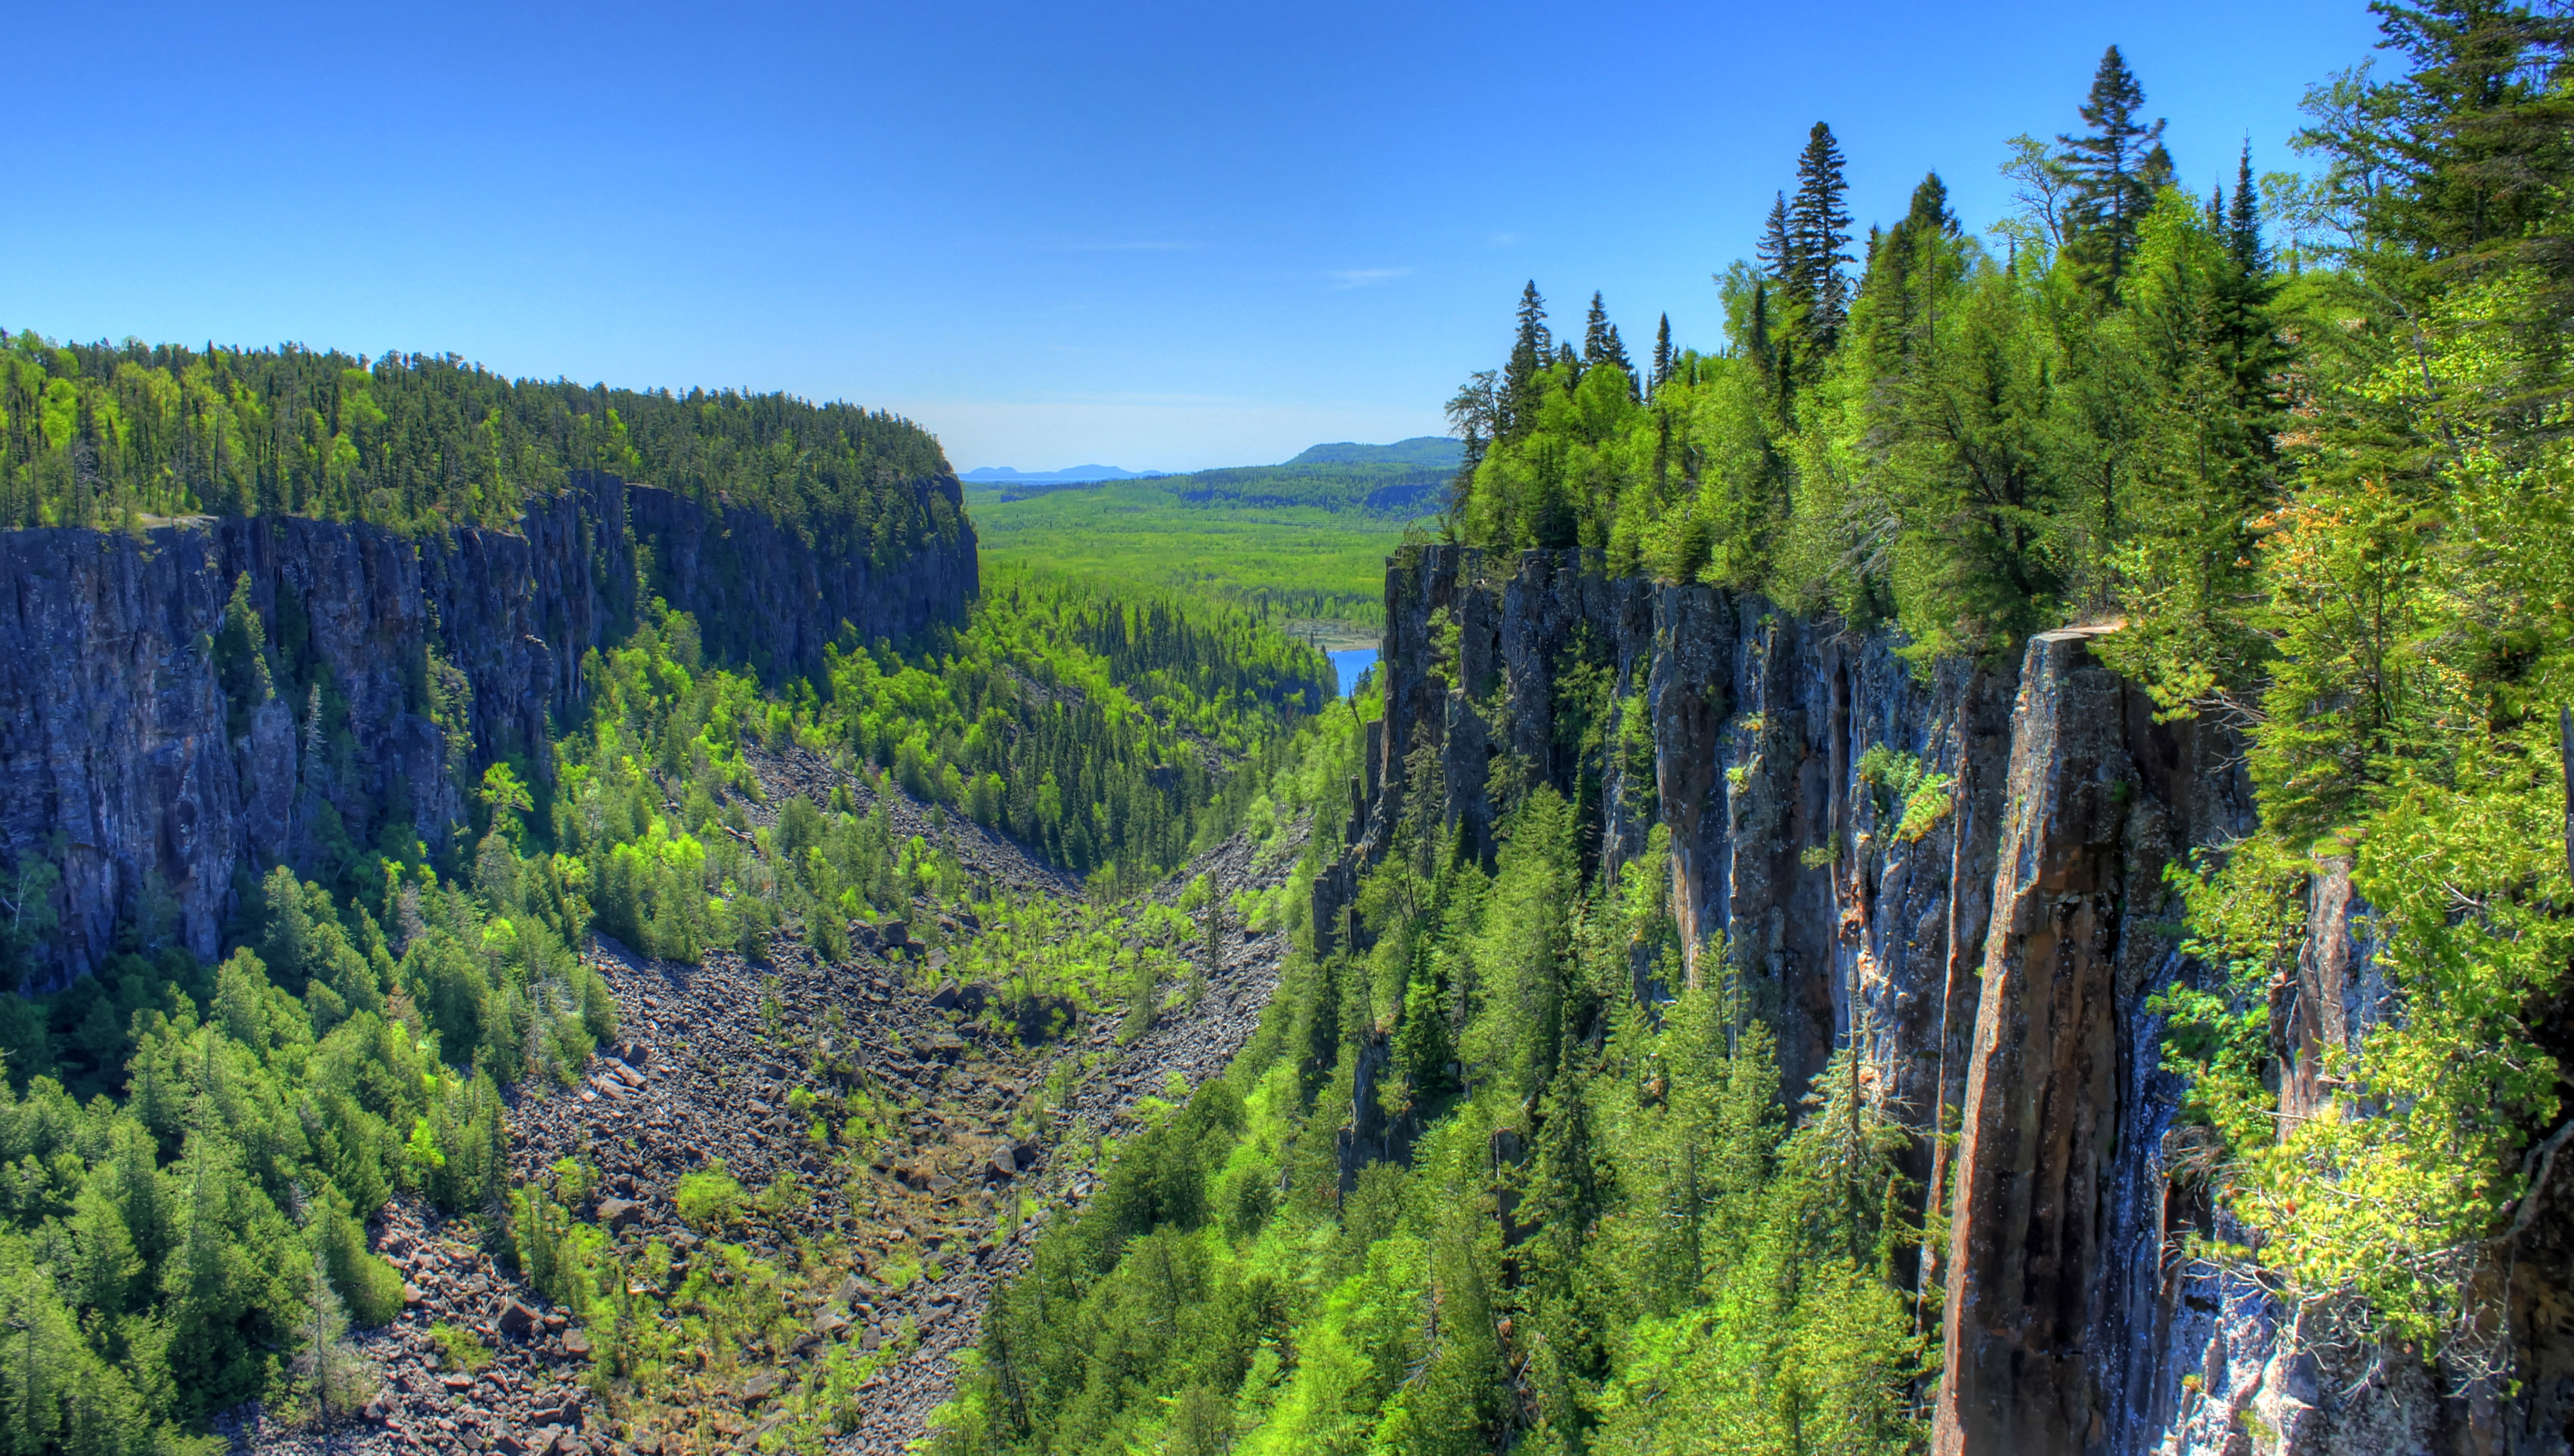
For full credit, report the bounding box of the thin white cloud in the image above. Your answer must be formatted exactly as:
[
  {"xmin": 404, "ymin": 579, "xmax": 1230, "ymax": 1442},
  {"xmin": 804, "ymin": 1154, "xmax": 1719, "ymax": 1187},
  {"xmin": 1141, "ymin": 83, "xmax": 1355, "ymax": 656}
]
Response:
[
  {"xmin": 1328, "ymin": 267, "xmax": 1411, "ymax": 289},
  {"xmin": 1486, "ymin": 232, "xmax": 1518, "ymax": 248}
]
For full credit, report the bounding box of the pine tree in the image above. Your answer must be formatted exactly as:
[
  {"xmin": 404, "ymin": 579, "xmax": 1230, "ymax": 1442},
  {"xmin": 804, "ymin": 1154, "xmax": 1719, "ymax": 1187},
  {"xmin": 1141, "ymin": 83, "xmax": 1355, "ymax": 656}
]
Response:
[
  {"xmin": 1651, "ymin": 314, "xmax": 1674, "ymax": 392},
  {"xmin": 2059, "ymin": 45, "xmax": 2169, "ymax": 292},
  {"xmin": 1585, "ymin": 294, "xmax": 1639, "ymax": 396},
  {"xmin": 1501, "ymin": 283, "xmax": 1552, "ymax": 440},
  {"xmin": 2229, "ymin": 142, "xmax": 2263, "ymax": 270},
  {"xmin": 1788, "ymin": 122, "xmax": 1855, "ymax": 355},
  {"xmin": 1607, "ymin": 323, "xmax": 1638, "ymax": 398},
  {"xmin": 1757, "ymin": 191, "xmax": 1796, "ymax": 280},
  {"xmin": 1582, "ymin": 292, "xmax": 1615, "ymax": 365}
]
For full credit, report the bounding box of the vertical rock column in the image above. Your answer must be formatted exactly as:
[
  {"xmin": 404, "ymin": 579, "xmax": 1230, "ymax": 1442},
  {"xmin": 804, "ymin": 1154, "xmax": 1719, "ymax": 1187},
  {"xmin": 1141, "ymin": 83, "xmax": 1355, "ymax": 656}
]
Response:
[{"xmin": 1935, "ymin": 628, "xmax": 2140, "ymax": 1456}]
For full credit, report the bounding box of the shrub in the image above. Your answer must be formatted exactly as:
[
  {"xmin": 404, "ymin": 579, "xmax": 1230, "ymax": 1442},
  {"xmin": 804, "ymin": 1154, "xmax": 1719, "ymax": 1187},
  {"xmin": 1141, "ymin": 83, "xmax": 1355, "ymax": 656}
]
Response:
[{"xmin": 674, "ymin": 1161, "xmax": 747, "ymax": 1232}]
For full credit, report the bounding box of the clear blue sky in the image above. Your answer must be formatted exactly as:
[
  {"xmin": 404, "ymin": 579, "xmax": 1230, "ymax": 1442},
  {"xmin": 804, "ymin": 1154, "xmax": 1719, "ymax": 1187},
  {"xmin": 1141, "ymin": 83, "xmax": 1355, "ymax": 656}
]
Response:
[{"xmin": 7, "ymin": 1, "xmax": 2384, "ymax": 473}]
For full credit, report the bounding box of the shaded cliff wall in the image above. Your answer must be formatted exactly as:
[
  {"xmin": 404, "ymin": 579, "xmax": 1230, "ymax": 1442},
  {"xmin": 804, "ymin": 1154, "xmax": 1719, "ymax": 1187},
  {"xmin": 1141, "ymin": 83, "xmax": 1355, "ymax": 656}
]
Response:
[
  {"xmin": 0, "ymin": 471, "xmax": 974, "ymax": 988},
  {"xmin": 1329, "ymin": 544, "xmax": 2564, "ymax": 1455}
]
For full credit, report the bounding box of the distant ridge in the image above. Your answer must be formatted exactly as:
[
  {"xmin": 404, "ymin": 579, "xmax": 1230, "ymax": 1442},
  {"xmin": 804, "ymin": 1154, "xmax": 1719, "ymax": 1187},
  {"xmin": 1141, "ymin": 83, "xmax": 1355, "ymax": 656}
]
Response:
[
  {"xmin": 961, "ymin": 463, "xmax": 1162, "ymax": 484},
  {"xmin": 1282, "ymin": 437, "xmax": 1461, "ymax": 468}
]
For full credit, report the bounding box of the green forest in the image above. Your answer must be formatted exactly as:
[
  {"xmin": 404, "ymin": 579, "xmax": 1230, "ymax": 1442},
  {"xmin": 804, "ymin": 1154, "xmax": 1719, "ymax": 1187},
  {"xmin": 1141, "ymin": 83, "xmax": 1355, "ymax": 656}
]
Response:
[
  {"xmin": 931, "ymin": 5, "xmax": 2574, "ymax": 1452},
  {"xmin": 966, "ymin": 452, "xmax": 1453, "ymax": 632},
  {"xmin": 0, "ymin": 338, "xmax": 964, "ymax": 564}
]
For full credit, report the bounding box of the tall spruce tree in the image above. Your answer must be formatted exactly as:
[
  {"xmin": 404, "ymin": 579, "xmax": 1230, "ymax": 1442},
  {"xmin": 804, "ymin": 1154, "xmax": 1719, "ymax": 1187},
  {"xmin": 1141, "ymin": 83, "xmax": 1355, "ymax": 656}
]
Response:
[
  {"xmin": 1651, "ymin": 314, "xmax": 1674, "ymax": 392},
  {"xmin": 1758, "ymin": 191, "xmax": 1796, "ymax": 280},
  {"xmin": 1788, "ymin": 122, "xmax": 1855, "ymax": 356},
  {"xmin": 2059, "ymin": 45, "xmax": 2170, "ymax": 292},
  {"xmin": 1501, "ymin": 282, "xmax": 1552, "ymax": 440},
  {"xmin": 1582, "ymin": 292, "xmax": 1616, "ymax": 365},
  {"xmin": 2228, "ymin": 142, "xmax": 2264, "ymax": 269},
  {"xmin": 1584, "ymin": 292, "xmax": 1639, "ymax": 396}
]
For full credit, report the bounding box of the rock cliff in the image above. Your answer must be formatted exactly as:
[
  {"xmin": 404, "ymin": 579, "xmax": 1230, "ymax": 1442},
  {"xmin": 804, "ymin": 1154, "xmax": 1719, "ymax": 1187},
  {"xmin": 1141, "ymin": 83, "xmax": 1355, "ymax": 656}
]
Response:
[
  {"xmin": 1326, "ymin": 543, "xmax": 2571, "ymax": 1456},
  {"xmin": 0, "ymin": 471, "xmax": 974, "ymax": 989}
]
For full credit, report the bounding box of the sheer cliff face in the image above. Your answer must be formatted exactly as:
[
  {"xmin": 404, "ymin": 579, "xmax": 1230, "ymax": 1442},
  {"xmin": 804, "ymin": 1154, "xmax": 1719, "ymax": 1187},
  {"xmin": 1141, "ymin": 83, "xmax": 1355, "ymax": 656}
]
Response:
[
  {"xmin": 1343, "ymin": 545, "xmax": 2560, "ymax": 1456},
  {"xmin": 0, "ymin": 472, "xmax": 973, "ymax": 989}
]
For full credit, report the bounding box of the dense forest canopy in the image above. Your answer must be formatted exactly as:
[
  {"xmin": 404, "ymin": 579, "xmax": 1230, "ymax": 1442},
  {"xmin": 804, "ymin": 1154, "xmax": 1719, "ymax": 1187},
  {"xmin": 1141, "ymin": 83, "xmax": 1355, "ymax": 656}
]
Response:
[
  {"xmin": 934, "ymin": 5, "xmax": 2574, "ymax": 1451},
  {"xmin": 0, "ymin": 336, "xmax": 963, "ymax": 562}
]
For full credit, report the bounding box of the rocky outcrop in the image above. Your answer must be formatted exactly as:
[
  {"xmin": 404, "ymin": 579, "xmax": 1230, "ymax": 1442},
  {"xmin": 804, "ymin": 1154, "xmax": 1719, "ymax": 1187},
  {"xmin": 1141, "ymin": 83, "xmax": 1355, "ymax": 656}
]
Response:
[
  {"xmin": 1332, "ymin": 544, "xmax": 2566, "ymax": 1456},
  {"xmin": 0, "ymin": 471, "xmax": 973, "ymax": 988}
]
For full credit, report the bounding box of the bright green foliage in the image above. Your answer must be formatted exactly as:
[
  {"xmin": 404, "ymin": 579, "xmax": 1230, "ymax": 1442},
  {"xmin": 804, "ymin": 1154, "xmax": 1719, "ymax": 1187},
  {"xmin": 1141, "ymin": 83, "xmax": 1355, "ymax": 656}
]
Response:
[
  {"xmin": 552, "ymin": 573, "xmax": 1321, "ymax": 961},
  {"xmin": 817, "ymin": 570, "xmax": 1323, "ymax": 889},
  {"xmin": 2133, "ymin": 2, "xmax": 2574, "ymax": 1371},
  {"xmin": 674, "ymin": 1163, "xmax": 748, "ymax": 1232},
  {"xmin": 0, "ymin": 910, "xmax": 520, "ymax": 1447},
  {"xmin": 0, "ymin": 335, "xmax": 961, "ymax": 557},
  {"xmin": 933, "ymin": 745, "xmax": 1921, "ymax": 1456}
]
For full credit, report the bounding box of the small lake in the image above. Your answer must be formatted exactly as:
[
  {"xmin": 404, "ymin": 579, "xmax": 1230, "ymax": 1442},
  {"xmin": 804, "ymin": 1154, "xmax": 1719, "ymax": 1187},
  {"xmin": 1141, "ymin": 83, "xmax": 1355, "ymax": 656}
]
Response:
[{"xmin": 1329, "ymin": 647, "xmax": 1378, "ymax": 698}]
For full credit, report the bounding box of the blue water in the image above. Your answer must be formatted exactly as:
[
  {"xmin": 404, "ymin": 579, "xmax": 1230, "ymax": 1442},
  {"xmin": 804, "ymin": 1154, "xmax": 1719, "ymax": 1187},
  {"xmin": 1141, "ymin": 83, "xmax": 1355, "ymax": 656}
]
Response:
[{"xmin": 1329, "ymin": 647, "xmax": 1378, "ymax": 698}]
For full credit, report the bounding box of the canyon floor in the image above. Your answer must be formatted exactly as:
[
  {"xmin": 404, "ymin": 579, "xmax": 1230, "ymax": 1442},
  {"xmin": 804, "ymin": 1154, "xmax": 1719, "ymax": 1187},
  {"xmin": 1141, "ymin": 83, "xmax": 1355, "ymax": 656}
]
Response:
[{"xmin": 224, "ymin": 771, "xmax": 1305, "ymax": 1456}]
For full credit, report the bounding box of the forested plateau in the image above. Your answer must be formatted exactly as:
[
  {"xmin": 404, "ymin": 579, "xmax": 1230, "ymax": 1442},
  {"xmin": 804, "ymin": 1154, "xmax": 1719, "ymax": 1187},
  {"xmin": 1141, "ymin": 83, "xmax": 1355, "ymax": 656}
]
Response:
[{"xmin": 10, "ymin": 2, "xmax": 2574, "ymax": 1455}]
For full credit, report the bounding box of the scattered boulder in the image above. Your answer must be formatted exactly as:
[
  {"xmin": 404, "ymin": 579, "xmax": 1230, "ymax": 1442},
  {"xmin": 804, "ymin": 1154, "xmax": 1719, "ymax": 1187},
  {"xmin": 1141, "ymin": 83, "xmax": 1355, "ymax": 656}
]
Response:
[
  {"xmin": 985, "ymin": 1151, "xmax": 1018, "ymax": 1182},
  {"xmin": 497, "ymin": 1297, "xmax": 541, "ymax": 1339},
  {"xmin": 561, "ymin": 1328, "xmax": 593, "ymax": 1358},
  {"xmin": 596, "ymin": 1198, "xmax": 645, "ymax": 1232},
  {"xmin": 927, "ymin": 980, "xmax": 964, "ymax": 1011}
]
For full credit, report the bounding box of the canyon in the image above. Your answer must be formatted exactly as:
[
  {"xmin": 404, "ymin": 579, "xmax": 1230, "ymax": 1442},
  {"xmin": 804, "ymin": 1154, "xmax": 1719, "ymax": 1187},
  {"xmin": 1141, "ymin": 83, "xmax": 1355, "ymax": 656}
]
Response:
[{"xmin": 6, "ymin": 475, "xmax": 2569, "ymax": 1452}]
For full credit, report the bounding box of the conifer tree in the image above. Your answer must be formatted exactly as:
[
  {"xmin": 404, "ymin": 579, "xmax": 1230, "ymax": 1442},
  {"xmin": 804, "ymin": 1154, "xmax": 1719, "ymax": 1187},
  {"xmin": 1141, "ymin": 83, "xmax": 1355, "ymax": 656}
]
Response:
[
  {"xmin": 1651, "ymin": 314, "xmax": 1674, "ymax": 392},
  {"xmin": 2227, "ymin": 141, "xmax": 2263, "ymax": 270},
  {"xmin": 1501, "ymin": 282, "xmax": 1552, "ymax": 440},
  {"xmin": 1757, "ymin": 191, "xmax": 1796, "ymax": 280},
  {"xmin": 1787, "ymin": 122, "xmax": 1855, "ymax": 355},
  {"xmin": 1585, "ymin": 293, "xmax": 1640, "ymax": 397},
  {"xmin": 1582, "ymin": 292, "xmax": 1615, "ymax": 364},
  {"xmin": 2059, "ymin": 45, "xmax": 2169, "ymax": 292}
]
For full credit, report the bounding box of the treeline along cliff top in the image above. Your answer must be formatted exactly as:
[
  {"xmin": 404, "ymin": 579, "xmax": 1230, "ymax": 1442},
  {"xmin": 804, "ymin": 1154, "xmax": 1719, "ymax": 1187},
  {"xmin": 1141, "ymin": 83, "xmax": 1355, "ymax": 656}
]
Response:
[{"xmin": 0, "ymin": 335, "xmax": 966, "ymax": 564}]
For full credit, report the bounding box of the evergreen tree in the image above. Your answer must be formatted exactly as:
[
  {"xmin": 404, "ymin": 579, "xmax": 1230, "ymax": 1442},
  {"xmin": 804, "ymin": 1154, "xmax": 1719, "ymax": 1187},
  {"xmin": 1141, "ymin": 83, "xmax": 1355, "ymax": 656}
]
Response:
[
  {"xmin": 1584, "ymin": 292, "xmax": 1640, "ymax": 397},
  {"xmin": 1582, "ymin": 292, "xmax": 1615, "ymax": 365},
  {"xmin": 1757, "ymin": 191, "xmax": 1796, "ymax": 280},
  {"xmin": 2059, "ymin": 45, "xmax": 2170, "ymax": 292},
  {"xmin": 1651, "ymin": 314, "xmax": 1675, "ymax": 392},
  {"xmin": 1501, "ymin": 282, "xmax": 1552, "ymax": 440},
  {"xmin": 1787, "ymin": 122, "xmax": 1855, "ymax": 355},
  {"xmin": 2227, "ymin": 141, "xmax": 2263, "ymax": 269}
]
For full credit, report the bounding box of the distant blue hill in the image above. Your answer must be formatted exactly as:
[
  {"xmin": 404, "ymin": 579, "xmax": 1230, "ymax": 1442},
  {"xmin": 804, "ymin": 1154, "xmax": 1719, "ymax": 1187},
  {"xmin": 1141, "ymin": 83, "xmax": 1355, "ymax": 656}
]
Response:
[
  {"xmin": 964, "ymin": 437, "xmax": 1464, "ymax": 517},
  {"xmin": 961, "ymin": 463, "xmax": 1160, "ymax": 484},
  {"xmin": 1282, "ymin": 437, "xmax": 1462, "ymax": 468}
]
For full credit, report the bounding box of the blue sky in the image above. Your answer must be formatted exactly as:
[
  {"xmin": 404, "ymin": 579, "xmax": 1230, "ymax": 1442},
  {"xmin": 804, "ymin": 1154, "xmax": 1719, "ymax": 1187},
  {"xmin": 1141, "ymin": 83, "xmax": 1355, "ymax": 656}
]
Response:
[{"xmin": 7, "ymin": 2, "xmax": 2383, "ymax": 473}]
